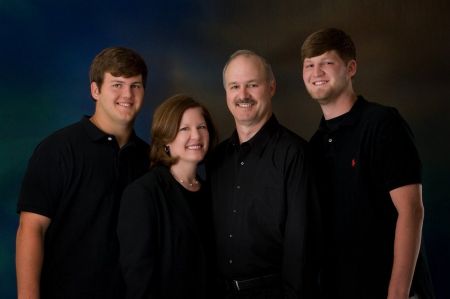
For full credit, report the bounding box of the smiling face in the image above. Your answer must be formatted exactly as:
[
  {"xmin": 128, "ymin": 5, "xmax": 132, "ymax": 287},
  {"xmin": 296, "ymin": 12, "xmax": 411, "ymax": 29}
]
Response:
[
  {"xmin": 302, "ymin": 50, "xmax": 356, "ymax": 105},
  {"xmin": 91, "ymin": 72, "xmax": 144, "ymax": 130},
  {"xmin": 224, "ymin": 55, "xmax": 275, "ymax": 129},
  {"xmin": 166, "ymin": 107, "xmax": 209, "ymax": 165}
]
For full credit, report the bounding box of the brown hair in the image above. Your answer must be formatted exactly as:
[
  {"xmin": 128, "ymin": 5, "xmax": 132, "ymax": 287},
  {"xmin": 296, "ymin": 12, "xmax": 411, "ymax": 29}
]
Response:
[
  {"xmin": 301, "ymin": 28, "xmax": 356, "ymax": 63},
  {"xmin": 222, "ymin": 49, "xmax": 275, "ymax": 88},
  {"xmin": 89, "ymin": 47, "xmax": 148, "ymax": 90},
  {"xmin": 149, "ymin": 94, "xmax": 218, "ymax": 168}
]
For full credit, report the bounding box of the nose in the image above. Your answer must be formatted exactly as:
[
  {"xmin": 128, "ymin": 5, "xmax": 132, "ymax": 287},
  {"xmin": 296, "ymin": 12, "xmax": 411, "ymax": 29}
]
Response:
[
  {"xmin": 313, "ymin": 64, "xmax": 324, "ymax": 77},
  {"xmin": 121, "ymin": 85, "xmax": 132, "ymax": 98},
  {"xmin": 238, "ymin": 86, "xmax": 249, "ymax": 99},
  {"xmin": 190, "ymin": 128, "xmax": 200, "ymax": 140}
]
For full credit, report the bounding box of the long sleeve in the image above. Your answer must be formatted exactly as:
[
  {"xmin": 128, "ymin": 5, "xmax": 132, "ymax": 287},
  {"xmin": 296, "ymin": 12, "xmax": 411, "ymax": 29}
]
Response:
[{"xmin": 117, "ymin": 180, "xmax": 159, "ymax": 299}]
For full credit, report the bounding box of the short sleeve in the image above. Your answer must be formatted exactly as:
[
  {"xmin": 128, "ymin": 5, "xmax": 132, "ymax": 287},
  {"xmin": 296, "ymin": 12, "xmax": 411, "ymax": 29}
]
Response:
[
  {"xmin": 373, "ymin": 109, "xmax": 422, "ymax": 192},
  {"xmin": 17, "ymin": 138, "xmax": 66, "ymax": 218}
]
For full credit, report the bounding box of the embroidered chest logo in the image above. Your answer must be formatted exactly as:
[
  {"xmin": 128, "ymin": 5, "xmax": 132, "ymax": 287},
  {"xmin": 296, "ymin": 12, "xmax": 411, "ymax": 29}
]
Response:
[{"xmin": 351, "ymin": 158, "xmax": 357, "ymax": 168}]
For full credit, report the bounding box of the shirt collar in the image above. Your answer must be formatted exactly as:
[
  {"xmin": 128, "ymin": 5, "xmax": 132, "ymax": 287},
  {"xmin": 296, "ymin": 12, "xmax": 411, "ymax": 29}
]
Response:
[
  {"xmin": 228, "ymin": 114, "xmax": 279, "ymax": 155},
  {"xmin": 81, "ymin": 116, "xmax": 140, "ymax": 147},
  {"xmin": 318, "ymin": 95, "xmax": 367, "ymax": 132}
]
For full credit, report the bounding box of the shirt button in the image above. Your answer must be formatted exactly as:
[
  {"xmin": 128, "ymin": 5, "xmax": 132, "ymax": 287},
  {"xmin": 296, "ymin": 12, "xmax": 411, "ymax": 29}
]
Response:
[
  {"xmin": 233, "ymin": 209, "xmax": 238, "ymax": 213},
  {"xmin": 229, "ymin": 259, "xmax": 233, "ymax": 264},
  {"xmin": 328, "ymin": 138, "xmax": 333, "ymax": 143},
  {"xmin": 229, "ymin": 234, "xmax": 233, "ymax": 238},
  {"xmin": 108, "ymin": 137, "xmax": 113, "ymax": 141},
  {"xmin": 236, "ymin": 185, "xmax": 241, "ymax": 189},
  {"xmin": 240, "ymin": 161, "xmax": 244, "ymax": 165}
]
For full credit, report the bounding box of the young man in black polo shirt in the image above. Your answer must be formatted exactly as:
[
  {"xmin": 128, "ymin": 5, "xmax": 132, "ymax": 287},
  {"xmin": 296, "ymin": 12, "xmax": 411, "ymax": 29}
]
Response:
[
  {"xmin": 16, "ymin": 47, "xmax": 149, "ymax": 298},
  {"xmin": 301, "ymin": 28, "xmax": 434, "ymax": 299},
  {"xmin": 208, "ymin": 50, "xmax": 319, "ymax": 298}
]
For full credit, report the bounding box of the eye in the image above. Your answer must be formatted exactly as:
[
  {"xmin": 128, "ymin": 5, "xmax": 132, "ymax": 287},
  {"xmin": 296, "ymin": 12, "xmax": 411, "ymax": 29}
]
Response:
[
  {"xmin": 247, "ymin": 83, "xmax": 258, "ymax": 88},
  {"xmin": 229, "ymin": 84, "xmax": 239, "ymax": 90},
  {"xmin": 131, "ymin": 84, "xmax": 142, "ymax": 89},
  {"xmin": 179, "ymin": 127, "xmax": 189, "ymax": 131},
  {"xmin": 112, "ymin": 83, "xmax": 122, "ymax": 88},
  {"xmin": 303, "ymin": 62, "xmax": 313, "ymax": 69},
  {"xmin": 198, "ymin": 124, "xmax": 208, "ymax": 130}
]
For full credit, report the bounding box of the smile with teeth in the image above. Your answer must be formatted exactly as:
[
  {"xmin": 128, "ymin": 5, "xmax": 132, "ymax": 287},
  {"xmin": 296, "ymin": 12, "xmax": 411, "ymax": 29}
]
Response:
[
  {"xmin": 117, "ymin": 102, "xmax": 132, "ymax": 107},
  {"xmin": 237, "ymin": 103, "xmax": 253, "ymax": 108},
  {"xmin": 186, "ymin": 144, "xmax": 202, "ymax": 150},
  {"xmin": 235, "ymin": 99, "xmax": 256, "ymax": 108},
  {"xmin": 312, "ymin": 80, "xmax": 328, "ymax": 86}
]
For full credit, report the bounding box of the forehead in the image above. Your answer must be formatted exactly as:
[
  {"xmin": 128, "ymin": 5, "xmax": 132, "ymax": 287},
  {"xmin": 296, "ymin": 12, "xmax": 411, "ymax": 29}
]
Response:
[
  {"xmin": 304, "ymin": 50, "xmax": 343, "ymax": 62},
  {"xmin": 225, "ymin": 55, "xmax": 265, "ymax": 80},
  {"xmin": 180, "ymin": 107, "xmax": 205, "ymax": 122},
  {"xmin": 103, "ymin": 72, "xmax": 143, "ymax": 83}
]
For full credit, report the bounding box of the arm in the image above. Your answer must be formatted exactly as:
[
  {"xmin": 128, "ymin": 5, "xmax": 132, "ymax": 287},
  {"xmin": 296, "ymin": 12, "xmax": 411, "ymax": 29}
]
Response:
[
  {"xmin": 117, "ymin": 180, "xmax": 159, "ymax": 299},
  {"xmin": 16, "ymin": 211, "xmax": 51, "ymax": 299},
  {"xmin": 387, "ymin": 184, "xmax": 424, "ymax": 299},
  {"xmin": 282, "ymin": 145, "xmax": 320, "ymax": 299}
]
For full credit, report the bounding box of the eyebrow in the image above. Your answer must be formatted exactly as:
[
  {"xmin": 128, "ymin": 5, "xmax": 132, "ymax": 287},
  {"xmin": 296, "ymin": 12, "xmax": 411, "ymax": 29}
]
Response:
[
  {"xmin": 110, "ymin": 80, "xmax": 143, "ymax": 85},
  {"xmin": 227, "ymin": 79, "xmax": 258, "ymax": 86}
]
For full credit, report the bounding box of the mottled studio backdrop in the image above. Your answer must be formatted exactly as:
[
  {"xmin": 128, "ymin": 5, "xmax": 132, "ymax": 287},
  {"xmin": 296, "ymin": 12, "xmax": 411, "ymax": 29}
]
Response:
[{"xmin": 1, "ymin": 1, "xmax": 449, "ymax": 298}]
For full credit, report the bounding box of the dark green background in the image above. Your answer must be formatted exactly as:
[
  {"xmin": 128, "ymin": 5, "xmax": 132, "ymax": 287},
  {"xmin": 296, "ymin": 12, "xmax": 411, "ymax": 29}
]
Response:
[{"xmin": 1, "ymin": 1, "xmax": 449, "ymax": 298}]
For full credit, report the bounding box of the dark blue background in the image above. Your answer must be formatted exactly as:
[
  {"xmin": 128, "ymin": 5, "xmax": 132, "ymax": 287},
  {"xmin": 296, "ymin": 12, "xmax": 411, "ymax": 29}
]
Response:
[{"xmin": 1, "ymin": 1, "xmax": 449, "ymax": 298}]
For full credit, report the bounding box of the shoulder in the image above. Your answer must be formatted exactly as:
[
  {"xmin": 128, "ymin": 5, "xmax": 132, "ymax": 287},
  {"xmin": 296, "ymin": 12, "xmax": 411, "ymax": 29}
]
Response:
[
  {"xmin": 276, "ymin": 124, "xmax": 308, "ymax": 146},
  {"xmin": 126, "ymin": 166, "xmax": 171, "ymax": 193},
  {"xmin": 359, "ymin": 99, "xmax": 403, "ymax": 125},
  {"xmin": 209, "ymin": 137, "xmax": 232, "ymax": 160},
  {"xmin": 271, "ymin": 123, "xmax": 309, "ymax": 159},
  {"xmin": 131, "ymin": 134, "xmax": 150, "ymax": 151},
  {"xmin": 30, "ymin": 120, "xmax": 85, "ymax": 157}
]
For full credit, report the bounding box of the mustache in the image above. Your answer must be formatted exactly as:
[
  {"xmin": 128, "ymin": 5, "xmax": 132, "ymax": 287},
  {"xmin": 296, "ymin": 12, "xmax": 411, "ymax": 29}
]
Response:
[{"xmin": 234, "ymin": 98, "xmax": 256, "ymax": 105}]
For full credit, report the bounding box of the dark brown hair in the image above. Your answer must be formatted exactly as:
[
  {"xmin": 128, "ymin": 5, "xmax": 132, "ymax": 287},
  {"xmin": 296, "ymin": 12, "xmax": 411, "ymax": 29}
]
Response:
[
  {"xmin": 149, "ymin": 94, "xmax": 218, "ymax": 168},
  {"xmin": 301, "ymin": 28, "xmax": 356, "ymax": 63},
  {"xmin": 89, "ymin": 47, "xmax": 148, "ymax": 90}
]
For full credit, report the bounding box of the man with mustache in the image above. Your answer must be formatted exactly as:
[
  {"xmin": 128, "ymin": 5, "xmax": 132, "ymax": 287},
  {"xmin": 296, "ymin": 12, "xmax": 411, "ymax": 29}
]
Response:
[{"xmin": 207, "ymin": 50, "xmax": 319, "ymax": 298}]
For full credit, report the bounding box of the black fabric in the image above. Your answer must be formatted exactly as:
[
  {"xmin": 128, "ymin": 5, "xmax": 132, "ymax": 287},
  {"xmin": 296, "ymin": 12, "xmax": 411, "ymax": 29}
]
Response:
[
  {"xmin": 207, "ymin": 115, "xmax": 319, "ymax": 298},
  {"xmin": 117, "ymin": 165, "xmax": 215, "ymax": 299},
  {"xmin": 17, "ymin": 116, "xmax": 149, "ymax": 299},
  {"xmin": 309, "ymin": 96, "xmax": 435, "ymax": 299}
]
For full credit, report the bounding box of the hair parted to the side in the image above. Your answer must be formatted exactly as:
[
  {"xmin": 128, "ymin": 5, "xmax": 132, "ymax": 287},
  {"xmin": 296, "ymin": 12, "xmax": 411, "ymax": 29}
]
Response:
[
  {"xmin": 222, "ymin": 49, "xmax": 275, "ymax": 88},
  {"xmin": 301, "ymin": 28, "xmax": 356, "ymax": 63},
  {"xmin": 149, "ymin": 94, "xmax": 218, "ymax": 168},
  {"xmin": 89, "ymin": 47, "xmax": 148, "ymax": 90}
]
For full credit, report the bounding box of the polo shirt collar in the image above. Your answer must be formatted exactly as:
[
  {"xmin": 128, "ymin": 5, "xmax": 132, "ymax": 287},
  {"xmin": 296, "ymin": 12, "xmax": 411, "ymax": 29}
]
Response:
[
  {"xmin": 81, "ymin": 116, "xmax": 140, "ymax": 147},
  {"xmin": 318, "ymin": 95, "xmax": 367, "ymax": 132}
]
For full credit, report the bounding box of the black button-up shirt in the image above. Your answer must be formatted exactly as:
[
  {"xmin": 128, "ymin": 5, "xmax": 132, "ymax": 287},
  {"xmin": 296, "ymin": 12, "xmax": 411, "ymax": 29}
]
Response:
[{"xmin": 208, "ymin": 115, "xmax": 318, "ymax": 296}]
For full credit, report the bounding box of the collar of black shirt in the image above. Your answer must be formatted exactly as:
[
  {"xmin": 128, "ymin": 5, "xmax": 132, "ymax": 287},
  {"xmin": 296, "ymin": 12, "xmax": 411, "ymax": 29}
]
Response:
[
  {"xmin": 228, "ymin": 114, "xmax": 280, "ymax": 157},
  {"xmin": 319, "ymin": 95, "xmax": 366, "ymax": 133}
]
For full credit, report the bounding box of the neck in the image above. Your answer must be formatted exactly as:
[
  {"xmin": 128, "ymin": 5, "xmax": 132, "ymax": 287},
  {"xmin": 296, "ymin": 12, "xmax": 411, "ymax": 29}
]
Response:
[
  {"xmin": 90, "ymin": 115, "xmax": 133, "ymax": 147},
  {"xmin": 235, "ymin": 113, "xmax": 271, "ymax": 143},
  {"xmin": 321, "ymin": 92, "xmax": 357, "ymax": 120},
  {"xmin": 170, "ymin": 162, "xmax": 199, "ymax": 190}
]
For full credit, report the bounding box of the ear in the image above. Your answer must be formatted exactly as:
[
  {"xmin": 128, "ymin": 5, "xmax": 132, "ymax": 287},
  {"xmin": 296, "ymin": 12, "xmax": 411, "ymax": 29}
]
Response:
[
  {"xmin": 347, "ymin": 60, "xmax": 357, "ymax": 78},
  {"xmin": 164, "ymin": 145, "xmax": 171, "ymax": 155},
  {"xmin": 269, "ymin": 79, "xmax": 276, "ymax": 97},
  {"xmin": 90, "ymin": 82, "xmax": 100, "ymax": 100}
]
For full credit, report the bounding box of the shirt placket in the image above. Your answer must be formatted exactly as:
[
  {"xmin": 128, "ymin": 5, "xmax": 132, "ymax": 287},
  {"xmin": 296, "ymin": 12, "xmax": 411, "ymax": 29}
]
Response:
[{"xmin": 227, "ymin": 144, "xmax": 249, "ymax": 270}]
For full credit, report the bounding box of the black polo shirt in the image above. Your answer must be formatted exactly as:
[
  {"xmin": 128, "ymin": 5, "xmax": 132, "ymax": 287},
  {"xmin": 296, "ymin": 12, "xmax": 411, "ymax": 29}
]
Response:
[
  {"xmin": 208, "ymin": 115, "xmax": 318, "ymax": 296},
  {"xmin": 18, "ymin": 116, "xmax": 149, "ymax": 298},
  {"xmin": 310, "ymin": 96, "xmax": 434, "ymax": 298}
]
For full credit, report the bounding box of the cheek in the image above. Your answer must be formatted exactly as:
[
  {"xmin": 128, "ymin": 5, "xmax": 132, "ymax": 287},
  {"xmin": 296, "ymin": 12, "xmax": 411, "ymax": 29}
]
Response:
[{"xmin": 302, "ymin": 70, "xmax": 310, "ymax": 82}]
